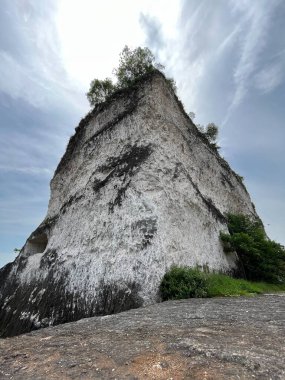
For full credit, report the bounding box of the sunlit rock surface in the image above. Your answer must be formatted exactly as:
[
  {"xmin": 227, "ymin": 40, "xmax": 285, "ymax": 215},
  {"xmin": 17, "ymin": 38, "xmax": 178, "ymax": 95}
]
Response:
[{"xmin": 0, "ymin": 71, "xmax": 257, "ymax": 337}]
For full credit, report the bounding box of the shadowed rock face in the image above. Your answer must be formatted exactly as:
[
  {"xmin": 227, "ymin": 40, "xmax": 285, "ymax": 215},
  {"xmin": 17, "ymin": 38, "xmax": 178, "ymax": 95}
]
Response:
[{"xmin": 0, "ymin": 71, "xmax": 257, "ymax": 337}]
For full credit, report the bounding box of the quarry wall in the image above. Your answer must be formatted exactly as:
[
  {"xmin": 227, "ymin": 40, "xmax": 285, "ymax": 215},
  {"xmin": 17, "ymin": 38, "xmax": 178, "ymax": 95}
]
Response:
[{"xmin": 0, "ymin": 71, "xmax": 257, "ymax": 337}]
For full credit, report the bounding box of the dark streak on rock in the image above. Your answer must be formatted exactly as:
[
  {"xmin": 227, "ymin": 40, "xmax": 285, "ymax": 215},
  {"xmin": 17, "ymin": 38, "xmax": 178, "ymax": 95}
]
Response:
[
  {"xmin": 0, "ymin": 266, "xmax": 143, "ymax": 338},
  {"xmin": 94, "ymin": 281, "xmax": 143, "ymax": 315},
  {"xmin": 109, "ymin": 180, "xmax": 131, "ymax": 214},
  {"xmin": 93, "ymin": 170, "xmax": 115, "ymax": 192},
  {"xmin": 84, "ymin": 97, "xmax": 142, "ymax": 148},
  {"xmin": 39, "ymin": 249, "xmax": 58, "ymax": 270},
  {"xmin": 172, "ymin": 162, "xmax": 182, "ymax": 179},
  {"xmin": 132, "ymin": 218, "xmax": 157, "ymax": 249},
  {"xmin": 174, "ymin": 163, "xmax": 226, "ymax": 223},
  {"xmin": 92, "ymin": 144, "xmax": 152, "ymax": 213},
  {"xmin": 187, "ymin": 174, "xmax": 225, "ymax": 222},
  {"xmin": 60, "ymin": 194, "xmax": 84, "ymax": 215},
  {"xmin": 202, "ymin": 197, "xmax": 226, "ymax": 223},
  {"xmin": 220, "ymin": 173, "xmax": 235, "ymax": 189},
  {"xmin": 0, "ymin": 262, "xmax": 13, "ymax": 283},
  {"xmin": 16, "ymin": 256, "xmax": 28, "ymax": 273},
  {"xmin": 98, "ymin": 144, "xmax": 153, "ymax": 179}
]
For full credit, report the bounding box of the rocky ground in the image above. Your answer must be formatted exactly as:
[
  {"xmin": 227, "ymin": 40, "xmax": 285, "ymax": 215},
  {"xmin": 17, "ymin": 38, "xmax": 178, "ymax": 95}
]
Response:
[{"xmin": 0, "ymin": 294, "xmax": 284, "ymax": 380}]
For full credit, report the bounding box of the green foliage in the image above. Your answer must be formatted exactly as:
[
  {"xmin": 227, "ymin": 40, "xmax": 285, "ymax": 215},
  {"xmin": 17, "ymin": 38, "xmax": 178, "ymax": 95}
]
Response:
[
  {"xmin": 159, "ymin": 266, "xmax": 208, "ymax": 300},
  {"xmin": 86, "ymin": 45, "xmax": 176, "ymax": 107},
  {"xmin": 114, "ymin": 46, "xmax": 163, "ymax": 88},
  {"xmin": 236, "ymin": 174, "xmax": 244, "ymax": 182},
  {"xmin": 206, "ymin": 272, "xmax": 285, "ymax": 297},
  {"xmin": 204, "ymin": 123, "xmax": 218, "ymax": 143},
  {"xmin": 166, "ymin": 77, "xmax": 177, "ymax": 93},
  {"xmin": 195, "ymin": 120, "xmax": 220, "ymax": 149},
  {"xmin": 160, "ymin": 266, "xmax": 285, "ymax": 301},
  {"xmin": 86, "ymin": 78, "xmax": 116, "ymax": 107},
  {"xmin": 188, "ymin": 111, "xmax": 195, "ymax": 120},
  {"xmin": 221, "ymin": 214, "xmax": 285, "ymax": 283},
  {"xmin": 208, "ymin": 273, "xmax": 260, "ymax": 296}
]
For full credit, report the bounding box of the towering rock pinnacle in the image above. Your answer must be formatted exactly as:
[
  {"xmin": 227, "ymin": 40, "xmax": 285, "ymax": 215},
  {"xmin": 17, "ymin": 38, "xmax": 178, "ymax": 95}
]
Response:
[{"xmin": 0, "ymin": 71, "xmax": 257, "ymax": 337}]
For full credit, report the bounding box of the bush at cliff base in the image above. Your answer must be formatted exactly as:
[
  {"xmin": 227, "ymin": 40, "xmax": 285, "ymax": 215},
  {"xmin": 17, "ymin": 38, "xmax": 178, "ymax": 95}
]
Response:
[
  {"xmin": 221, "ymin": 214, "xmax": 285, "ymax": 284},
  {"xmin": 159, "ymin": 266, "xmax": 208, "ymax": 301},
  {"xmin": 159, "ymin": 266, "xmax": 285, "ymax": 300}
]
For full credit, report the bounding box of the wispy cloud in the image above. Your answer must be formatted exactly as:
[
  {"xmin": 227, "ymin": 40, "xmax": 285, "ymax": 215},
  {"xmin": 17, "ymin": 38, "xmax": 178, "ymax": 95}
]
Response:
[
  {"xmin": 0, "ymin": 1, "xmax": 87, "ymax": 113},
  {"xmin": 140, "ymin": 14, "xmax": 165, "ymax": 55},
  {"xmin": 141, "ymin": 0, "xmax": 284, "ymax": 126},
  {"xmin": 223, "ymin": 0, "xmax": 281, "ymax": 124},
  {"xmin": 254, "ymin": 62, "xmax": 284, "ymax": 94},
  {"xmin": 0, "ymin": 165, "xmax": 52, "ymax": 176},
  {"xmin": 0, "ymin": 51, "xmax": 56, "ymax": 109}
]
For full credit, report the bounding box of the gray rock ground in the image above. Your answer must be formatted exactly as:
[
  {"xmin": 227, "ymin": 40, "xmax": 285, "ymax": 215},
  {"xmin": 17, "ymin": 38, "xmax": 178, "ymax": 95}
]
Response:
[{"xmin": 0, "ymin": 294, "xmax": 284, "ymax": 380}]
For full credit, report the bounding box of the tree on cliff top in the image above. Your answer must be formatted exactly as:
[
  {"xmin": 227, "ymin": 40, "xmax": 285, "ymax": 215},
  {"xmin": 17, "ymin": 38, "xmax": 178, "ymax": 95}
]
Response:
[
  {"xmin": 87, "ymin": 46, "xmax": 176, "ymax": 107},
  {"xmin": 87, "ymin": 78, "xmax": 116, "ymax": 107},
  {"xmin": 114, "ymin": 46, "xmax": 164, "ymax": 88}
]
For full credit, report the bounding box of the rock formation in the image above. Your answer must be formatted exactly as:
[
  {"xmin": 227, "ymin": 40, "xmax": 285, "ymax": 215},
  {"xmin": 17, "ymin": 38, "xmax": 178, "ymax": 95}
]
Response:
[{"xmin": 0, "ymin": 71, "xmax": 257, "ymax": 337}]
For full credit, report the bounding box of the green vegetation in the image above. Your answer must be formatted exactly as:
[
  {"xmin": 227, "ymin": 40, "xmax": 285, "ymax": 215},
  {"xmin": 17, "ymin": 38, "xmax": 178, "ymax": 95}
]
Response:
[
  {"xmin": 113, "ymin": 46, "xmax": 164, "ymax": 89},
  {"xmin": 198, "ymin": 122, "xmax": 219, "ymax": 148},
  {"xmin": 206, "ymin": 273, "xmax": 285, "ymax": 297},
  {"xmin": 160, "ymin": 267, "xmax": 208, "ymax": 301},
  {"xmin": 160, "ymin": 214, "xmax": 285, "ymax": 301},
  {"xmin": 221, "ymin": 214, "xmax": 285, "ymax": 284},
  {"xmin": 87, "ymin": 46, "xmax": 176, "ymax": 107},
  {"xmin": 87, "ymin": 78, "xmax": 116, "ymax": 107},
  {"xmin": 160, "ymin": 266, "xmax": 285, "ymax": 301},
  {"xmin": 188, "ymin": 112, "xmax": 219, "ymax": 149}
]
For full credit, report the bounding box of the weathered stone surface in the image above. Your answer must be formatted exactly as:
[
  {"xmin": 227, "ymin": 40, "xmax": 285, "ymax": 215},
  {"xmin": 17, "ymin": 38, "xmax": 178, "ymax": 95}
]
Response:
[
  {"xmin": 0, "ymin": 294, "xmax": 284, "ymax": 379},
  {"xmin": 0, "ymin": 71, "xmax": 257, "ymax": 337}
]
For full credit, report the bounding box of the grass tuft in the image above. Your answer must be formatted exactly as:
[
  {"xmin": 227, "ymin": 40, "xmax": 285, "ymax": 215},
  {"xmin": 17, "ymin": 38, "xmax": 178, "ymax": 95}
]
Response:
[
  {"xmin": 160, "ymin": 266, "xmax": 285, "ymax": 301},
  {"xmin": 206, "ymin": 273, "xmax": 285, "ymax": 297}
]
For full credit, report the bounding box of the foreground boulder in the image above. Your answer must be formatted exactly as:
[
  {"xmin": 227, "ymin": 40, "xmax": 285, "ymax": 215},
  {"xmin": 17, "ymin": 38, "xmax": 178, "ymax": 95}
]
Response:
[
  {"xmin": 1, "ymin": 295, "xmax": 285, "ymax": 379},
  {"xmin": 0, "ymin": 71, "xmax": 257, "ymax": 337}
]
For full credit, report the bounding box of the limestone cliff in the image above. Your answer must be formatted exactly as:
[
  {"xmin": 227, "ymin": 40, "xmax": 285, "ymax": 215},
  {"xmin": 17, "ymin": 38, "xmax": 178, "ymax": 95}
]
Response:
[{"xmin": 0, "ymin": 71, "xmax": 257, "ymax": 337}]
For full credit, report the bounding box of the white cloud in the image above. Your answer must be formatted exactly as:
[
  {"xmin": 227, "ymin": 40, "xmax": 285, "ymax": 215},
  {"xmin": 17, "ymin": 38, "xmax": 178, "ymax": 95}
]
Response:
[
  {"xmin": 0, "ymin": 165, "xmax": 52, "ymax": 176},
  {"xmin": 223, "ymin": 0, "xmax": 280, "ymax": 124},
  {"xmin": 215, "ymin": 24, "xmax": 241, "ymax": 57},
  {"xmin": 55, "ymin": 0, "xmax": 181, "ymax": 88},
  {"xmin": 254, "ymin": 62, "xmax": 284, "ymax": 93},
  {"xmin": 56, "ymin": 0, "xmax": 145, "ymax": 87},
  {"xmin": 0, "ymin": 51, "xmax": 55, "ymax": 109}
]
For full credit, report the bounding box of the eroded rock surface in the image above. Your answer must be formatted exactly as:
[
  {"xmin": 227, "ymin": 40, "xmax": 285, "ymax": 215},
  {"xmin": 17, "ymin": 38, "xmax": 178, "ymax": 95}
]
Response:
[
  {"xmin": 0, "ymin": 71, "xmax": 257, "ymax": 337},
  {"xmin": 0, "ymin": 295, "xmax": 284, "ymax": 379}
]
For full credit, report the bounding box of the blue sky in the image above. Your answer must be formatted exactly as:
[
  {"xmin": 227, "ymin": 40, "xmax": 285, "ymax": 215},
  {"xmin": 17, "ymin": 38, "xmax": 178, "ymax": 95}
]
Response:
[{"xmin": 0, "ymin": 0, "xmax": 284, "ymax": 267}]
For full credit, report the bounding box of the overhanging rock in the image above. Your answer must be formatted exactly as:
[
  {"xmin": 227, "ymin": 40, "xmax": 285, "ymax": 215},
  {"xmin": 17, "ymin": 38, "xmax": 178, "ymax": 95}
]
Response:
[{"xmin": 0, "ymin": 71, "xmax": 257, "ymax": 337}]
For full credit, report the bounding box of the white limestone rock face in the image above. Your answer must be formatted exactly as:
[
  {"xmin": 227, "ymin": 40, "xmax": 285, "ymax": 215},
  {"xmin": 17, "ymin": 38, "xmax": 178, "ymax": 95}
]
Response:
[{"xmin": 0, "ymin": 72, "xmax": 257, "ymax": 337}]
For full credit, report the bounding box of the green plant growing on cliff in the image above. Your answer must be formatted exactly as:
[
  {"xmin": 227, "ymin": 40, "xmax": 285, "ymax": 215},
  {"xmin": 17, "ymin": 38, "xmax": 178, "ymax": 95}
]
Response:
[
  {"xmin": 188, "ymin": 112, "xmax": 219, "ymax": 149},
  {"xmin": 220, "ymin": 214, "xmax": 285, "ymax": 283},
  {"xmin": 87, "ymin": 46, "xmax": 176, "ymax": 107},
  {"xmin": 114, "ymin": 46, "xmax": 164, "ymax": 88},
  {"xmin": 203, "ymin": 123, "xmax": 219, "ymax": 144},
  {"xmin": 87, "ymin": 78, "xmax": 116, "ymax": 107}
]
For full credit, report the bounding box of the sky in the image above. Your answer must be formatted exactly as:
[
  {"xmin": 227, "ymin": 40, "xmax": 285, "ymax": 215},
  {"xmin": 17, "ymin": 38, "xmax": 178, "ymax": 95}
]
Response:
[{"xmin": 0, "ymin": 0, "xmax": 284, "ymax": 267}]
